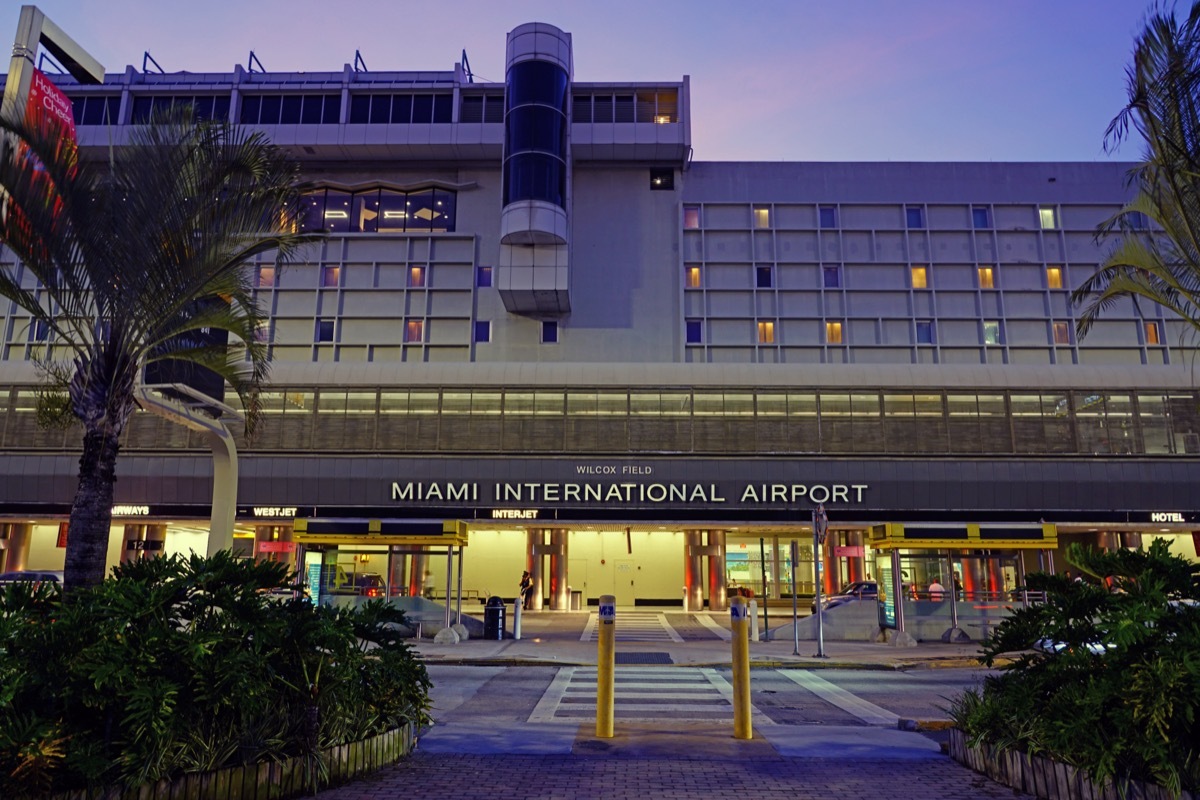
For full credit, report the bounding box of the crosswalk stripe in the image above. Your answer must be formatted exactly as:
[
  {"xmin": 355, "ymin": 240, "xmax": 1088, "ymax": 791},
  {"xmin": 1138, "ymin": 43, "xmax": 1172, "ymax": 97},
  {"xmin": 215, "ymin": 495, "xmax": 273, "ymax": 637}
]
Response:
[
  {"xmin": 579, "ymin": 612, "xmax": 684, "ymax": 643},
  {"xmin": 778, "ymin": 669, "xmax": 900, "ymax": 727},
  {"xmin": 528, "ymin": 666, "xmax": 774, "ymax": 725}
]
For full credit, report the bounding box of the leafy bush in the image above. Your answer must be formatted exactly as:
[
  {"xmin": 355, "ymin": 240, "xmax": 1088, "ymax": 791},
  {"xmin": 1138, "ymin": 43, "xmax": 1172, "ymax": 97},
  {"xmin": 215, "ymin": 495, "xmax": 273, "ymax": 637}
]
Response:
[
  {"xmin": 0, "ymin": 552, "xmax": 430, "ymax": 797},
  {"xmin": 949, "ymin": 540, "xmax": 1200, "ymax": 796}
]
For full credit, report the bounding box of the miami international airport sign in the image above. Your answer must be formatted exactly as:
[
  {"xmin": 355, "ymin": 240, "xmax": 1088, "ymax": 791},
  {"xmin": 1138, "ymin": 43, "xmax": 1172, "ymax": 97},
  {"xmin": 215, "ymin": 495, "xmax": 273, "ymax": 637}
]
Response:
[{"xmin": 392, "ymin": 477, "xmax": 868, "ymax": 508}]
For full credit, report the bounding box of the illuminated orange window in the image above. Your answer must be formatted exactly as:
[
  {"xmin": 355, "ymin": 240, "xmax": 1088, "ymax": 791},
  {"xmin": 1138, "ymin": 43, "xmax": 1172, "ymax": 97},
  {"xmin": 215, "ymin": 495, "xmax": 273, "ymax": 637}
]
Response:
[
  {"xmin": 1053, "ymin": 322, "xmax": 1070, "ymax": 345},
  {"xmin": 1145, "ymin": 321, "xmax": 1162, "ymax": 345},
  {"xmin": 757, "ymin": 321, "xmax": 775, "ymax": 344},
  {"xmin": 321, "ymin": 265, "xmax": 340, "ymax": 287},
  {"xmin": 409, "ymin": 266, "xmax": 426, "ymax": 287},
  {"xmin": 257, "ymin": 266, "xmax": 276, "ymax": 288},
  {"xmin": 826, "ymin": 321, "xmax": 843, "ymax": 344},
  {"xmin": 405, "ymin": 320, "xmax": 424, "ymax": 343},
  {"xmin": 911, "ymin": 266, "xmax": 927, "ymax": 289},
  {"xmin": 978, "ymin": 267, "xmax": 994, "ymax": 289},
  {"xmin": 686, "ymin": 265, "xmax": 701, "ymax": 288},
  {"xmin": 1046, "ymin": 266, "xmax": 1063, "ymax": 289}
]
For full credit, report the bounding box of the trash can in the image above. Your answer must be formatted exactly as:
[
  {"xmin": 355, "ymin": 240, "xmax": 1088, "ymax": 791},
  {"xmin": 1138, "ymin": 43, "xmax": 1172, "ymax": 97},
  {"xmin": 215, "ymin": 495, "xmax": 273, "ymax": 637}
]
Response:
[
  {"xmin": 570, "ymin": 589, "xmax": 582, "ymax": 611},
  {"xmin": 483, "ymin": 596, "xmax": 506, "ymax": 640}
]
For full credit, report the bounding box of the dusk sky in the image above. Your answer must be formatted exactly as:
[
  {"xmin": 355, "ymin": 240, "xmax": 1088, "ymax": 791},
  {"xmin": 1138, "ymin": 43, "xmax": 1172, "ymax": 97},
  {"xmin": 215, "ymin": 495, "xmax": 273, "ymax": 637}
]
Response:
[{"xmin": 4, "ymin": 0, "xmax": 1158, "ymax": 163}]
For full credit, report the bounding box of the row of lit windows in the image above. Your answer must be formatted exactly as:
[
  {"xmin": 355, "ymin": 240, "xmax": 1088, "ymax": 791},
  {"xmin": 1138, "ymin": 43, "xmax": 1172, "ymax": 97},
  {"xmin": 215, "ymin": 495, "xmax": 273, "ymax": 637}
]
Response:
[
  {"xmin": 69, "ymin": 91, "xmax": 682, "ymax": 128},
  {"xmin": 309, "ymin": 318, "xmax": 559, "ymax": 345},
  {"xmin": 683, "ymin": 204, "xmax": 1117, "ymax": 231},
  {"xmin": 298, "ymin": 187, "xmax": 457, "ymax": 234},
  {"xmin": 684, "ymin": 319, "xmax": 1164, "ymax": 347},
  {"xmin": 685, "ymin": 264, "xmax": 1071, "ymax": 291},
  {"xmin": 255, "ymin": 264, "xmax": 495, "ymax": 291}
]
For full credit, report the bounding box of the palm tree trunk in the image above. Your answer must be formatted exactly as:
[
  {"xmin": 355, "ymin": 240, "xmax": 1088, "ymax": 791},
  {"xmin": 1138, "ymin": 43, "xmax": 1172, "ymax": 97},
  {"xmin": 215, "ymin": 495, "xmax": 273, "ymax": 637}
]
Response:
[{"xmin": 64, "ymin": 427, "xmax": 122, "ymax": 590}]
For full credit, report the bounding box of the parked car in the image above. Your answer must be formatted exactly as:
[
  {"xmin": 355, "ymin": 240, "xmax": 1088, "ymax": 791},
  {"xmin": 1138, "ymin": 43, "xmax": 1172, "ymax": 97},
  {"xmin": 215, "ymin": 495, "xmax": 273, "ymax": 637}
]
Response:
[
  {"xmin": 812, "ymin": 580, "xmax": 877, "ymax": 613},
  {"xmin": 0, "ymin": 570, "xmax": 64, "ymax": 589}
]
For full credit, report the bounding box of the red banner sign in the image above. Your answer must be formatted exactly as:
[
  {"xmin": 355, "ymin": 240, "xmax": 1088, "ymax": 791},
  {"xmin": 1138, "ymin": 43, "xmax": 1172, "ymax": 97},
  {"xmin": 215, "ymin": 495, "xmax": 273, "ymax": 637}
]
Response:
[
  {"xmin": 834, "ymin": 545, "xmax": 864, "ymax": 558},
  {"xmin": 258, "ymin": 541, "xmax": 296, "ymax": 554},
  {"xmin": 25, "ymin": 67, "xmax": 77, "ymax": 142}
]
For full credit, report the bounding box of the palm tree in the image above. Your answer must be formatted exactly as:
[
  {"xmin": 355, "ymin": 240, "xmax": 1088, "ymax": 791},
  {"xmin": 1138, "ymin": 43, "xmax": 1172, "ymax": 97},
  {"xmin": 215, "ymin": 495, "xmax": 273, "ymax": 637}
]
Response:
[
  {"xmin": 1073, "ymin": 2, "xmax": 1200, "ymax": 344},
  {"xmin": 0, "ymin": 107, "xmax": 316, "ymax": 589}
]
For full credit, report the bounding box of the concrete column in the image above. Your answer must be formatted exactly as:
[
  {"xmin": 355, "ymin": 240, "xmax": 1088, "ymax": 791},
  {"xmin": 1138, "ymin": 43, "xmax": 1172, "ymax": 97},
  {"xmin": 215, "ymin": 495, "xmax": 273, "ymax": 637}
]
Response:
[
  {"xmin": 1120, "ymin": 532, "xmax": 1142, "ymax": 549},
  {"xmin": 1, "ymin": 523, "xmax": 32, "ymax": 572},
  {"xmin": 389, "ymin": 550, "xmax": 407, "ymax": 597},
  {"xmin": 120, "ymin": 524, "xmax": 144, "ymax": 564},
  {"xmin": 254, "ymin": 525, "xmax": 277, "ymax": 563},
  {"xmin": 143, "ymin": 524, "xmax": 167, "ymax": 560},
  {"xmin": 706, "ymin": 529, "xmax": 727, "ymax": 612},
  {"xmin": 684, "ymin": 530, "xmax": 704, "ymax": 611},
  {"xmin": 549, "ymin": 528, "xmax": 569, "ymax": 610},
  {"xmin": 821, "ymin": 532, "xmax": 839, "ymax": 595},
  {"xmin": 527, "ymin": 528, "xmax": 545, "ymax": 611},
  {"xmin": 845, "ymin": 531, "xmax": 866, "ymax": 582},
  {"xmin": 408, "ymin": 551, "xmax": 428, "ymax": 597},
  {"xmin": 962, "ymin": 553, "xmax": 987, "ymax": 600},
  {"xmin": 771, "ymin": 535, "xmax": 782, "ymax": 597}
]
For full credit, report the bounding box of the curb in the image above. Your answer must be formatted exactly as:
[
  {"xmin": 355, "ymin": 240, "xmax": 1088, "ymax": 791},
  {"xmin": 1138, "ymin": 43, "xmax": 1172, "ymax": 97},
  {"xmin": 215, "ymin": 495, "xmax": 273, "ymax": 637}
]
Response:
[{"xmin": 418, "ymin": 655, "xmax": 984, "ymax": 671}]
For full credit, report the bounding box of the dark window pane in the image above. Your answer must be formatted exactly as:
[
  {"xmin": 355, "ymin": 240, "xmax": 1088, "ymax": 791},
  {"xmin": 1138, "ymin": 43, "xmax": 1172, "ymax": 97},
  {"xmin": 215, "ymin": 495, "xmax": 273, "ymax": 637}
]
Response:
[
  {"xmin": 433, "ymin": 94, "xmax": 452, "ymax": 123},
  {"xmin": 193, "ymin": 96, "xmax": 215, "ymax": 120},
  {"xmin": 301, "ymin": 95, "xmax": 323, "ymax": 124},
  {"xmin": 819, "ymin": 206, "xmax": 837, "ymax": 228},
  {"xmin": 460, "ymin": 95, "xmax": 484, "ymax": 123},
  {"xmin": 972, "ymin": 207, "xmax": 990, "ymax": 228},
  {"xmin": 572, "ymin": 94, "xmax": 592, "ymax": 123},
  {"xmin": 212, "ymin": 95, "xmax": 230, "ymax": 121},
  {"xmin": 484, "ymin": 95, "xmax": 504, "ymax": 123},
  {"xmin": 71, "ymin": 97, "xmax": 84, "ymax": 124},
  {"xmin": 81, "ymin": 97, "xmax": 104, "ymax": 125},
  {"xmin": 280, "ymin": 95, "xmax": 302, "ymax": 124},
  {"xmin": 432, "ymin": 189, "xmax": 455, "ymax": 232},
  {"xmin": 369, "ymin": 95, "xmax": 391, "ymax": 124},
  {"xmin": 686, "ymin": 320, "xmax": 702, "ymax": 343},
  {"xmin": 507, "ymin": 60, "xmax": 568, "ymax": 111},
  {"xmin": 259, "ymin": 95, "xmax": 281, "ymax": 125},
  {"xmin": 323, "ymin": 191, "xmax": 352, "ymax": 233},
  {"xmin": 650, "ymin": 168, "xmax": 673, "ymax": 190},
  {"xmin": 299, "ymin": 191, "xmax": 326, "ymax": 232},
  {"xmin": 474, "ymin": 321, "xmax": 490, "ymax": 343},
  {"xmin": 503, "ymin": 152, "xmax": 566, "ymax": 207},
  {"xmin": 542, "ymin": 320, "xmax": 559, "ymax": 343},
  {"xmin": 131, "ymin": 96, "xmax": 153, "ymax": 123},
  {"xmin": 406, "ymin": 190, "xmax": 435, "ymax": 231},
  {"xmin": 240, "ymin": 95, "xmax": 261, "ymax": 124},
  {"xmin": 322, "ymin": 94, "xmax": 341, "ymax": 124},
  {"xmin": 823, "ymin": 266, "xmax": 840, "ymax": 288},
  {"xmin": 391, "ymin": 95, "xmax": 412, "ymax": 124},
  {"xmin": 477, "ymin": 266, "xmax": 493, "ymax": 287},
  {"xmin": 352, "ymin": 190, "xmax": 380, "ymax": 233},
  {"xmin": 614, "ymin": 94, "xmax": 635, "ymax": 123},
  {"xmin": 756, "ymin": 267, "xmax": 773, "ymax": 288},
  {"xmin": 906, "ymin": 207, "xmax": 924, "ymax": 229},
  {"xmin": 377, "ymin": 190, "xmax": 407, "ymax": 232},
  {"xmin": 593, "ymin": 94, "xmax": 613, "ymax": 123},
  {"xmin": 316, "ymin": 320, "xmax": 334, "ymax": 342},
  {"xmin": 412, "ymin": 95, "xmax": 433, "ymax": 123},
  {"xmin": 505, "ymin": 104, "xmax": 566, "ymax": 155},
  {"xmin": 349, "ymin": 94, "xmax": 370, "ymax": 123}
]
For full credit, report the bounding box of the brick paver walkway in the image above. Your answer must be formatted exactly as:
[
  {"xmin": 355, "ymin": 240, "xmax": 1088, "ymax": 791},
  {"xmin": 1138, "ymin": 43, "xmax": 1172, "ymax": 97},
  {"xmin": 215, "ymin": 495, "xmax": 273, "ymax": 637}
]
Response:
[{"xmin": 317, "ymin": 752, "xmax": 1031, "ymax": 799}]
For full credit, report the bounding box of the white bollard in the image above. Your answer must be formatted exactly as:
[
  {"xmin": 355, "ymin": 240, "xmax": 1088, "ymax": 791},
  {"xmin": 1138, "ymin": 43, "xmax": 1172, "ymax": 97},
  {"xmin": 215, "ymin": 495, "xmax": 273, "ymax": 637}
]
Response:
[
  {"xmin": 749, "ymin": 599, "xmax": 760, "ymax": 642},
  {"xmin": 513, "ymin": 597, "xmax": 523, "ymax": 640}
]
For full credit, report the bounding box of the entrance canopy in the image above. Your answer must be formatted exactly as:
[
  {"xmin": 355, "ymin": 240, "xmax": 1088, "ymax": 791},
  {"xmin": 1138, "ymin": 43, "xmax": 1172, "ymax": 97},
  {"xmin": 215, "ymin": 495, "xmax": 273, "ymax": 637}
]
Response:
[
  {"xmin": 292, "ymin": 518, "xmax": 469, "ymax": 547},
  {"xmin": 868, "ymin": 522, "xmax": 1057, "ymax": 551}
]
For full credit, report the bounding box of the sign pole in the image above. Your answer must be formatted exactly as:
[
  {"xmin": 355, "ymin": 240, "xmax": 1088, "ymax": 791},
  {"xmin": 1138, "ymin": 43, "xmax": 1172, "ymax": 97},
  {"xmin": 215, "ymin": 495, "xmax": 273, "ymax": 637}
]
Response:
[
  {"xmin": 790, "ymin": 539, "xmax": 800, "ymax": 656},
  {"xmin": 813, "ymin": 504, "xmax": 828, "ymax": 659}
]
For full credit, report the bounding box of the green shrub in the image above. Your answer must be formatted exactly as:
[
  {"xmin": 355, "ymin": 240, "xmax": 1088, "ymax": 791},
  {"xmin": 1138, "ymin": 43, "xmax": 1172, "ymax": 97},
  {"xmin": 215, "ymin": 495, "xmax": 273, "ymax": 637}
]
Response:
[
  {"xmin": 0, "ymin": 552, "xmax": 430, "ymax": 797},
  {"xmin": 949, "ymin": 539, "xmax": 1200, "ymax": 796}
]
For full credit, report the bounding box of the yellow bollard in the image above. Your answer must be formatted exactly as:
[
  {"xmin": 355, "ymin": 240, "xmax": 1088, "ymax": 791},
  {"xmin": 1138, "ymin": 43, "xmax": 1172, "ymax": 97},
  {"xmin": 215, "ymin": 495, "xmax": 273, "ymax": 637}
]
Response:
[
  {"xmin": 730, "ymin": 596, "xmax": 752, "ymax": 739},
  {"xmin": 596, "ymin": 594, "xmax": 616, "ymax": 738}
]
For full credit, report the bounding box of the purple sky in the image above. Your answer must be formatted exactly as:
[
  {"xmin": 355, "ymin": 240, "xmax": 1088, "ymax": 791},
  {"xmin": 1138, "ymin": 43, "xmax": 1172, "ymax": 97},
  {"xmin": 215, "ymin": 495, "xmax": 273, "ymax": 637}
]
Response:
[{"xmin": 5, "ymin": 0, "xmax": 1154, "ymax": 162}]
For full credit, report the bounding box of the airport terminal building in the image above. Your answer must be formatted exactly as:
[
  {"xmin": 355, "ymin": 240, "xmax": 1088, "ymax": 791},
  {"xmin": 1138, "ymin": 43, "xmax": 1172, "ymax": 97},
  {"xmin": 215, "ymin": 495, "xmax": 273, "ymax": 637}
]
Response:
[{"xmin": 2, "ymin": 22, "xmax": 1199, "ymax": 611}]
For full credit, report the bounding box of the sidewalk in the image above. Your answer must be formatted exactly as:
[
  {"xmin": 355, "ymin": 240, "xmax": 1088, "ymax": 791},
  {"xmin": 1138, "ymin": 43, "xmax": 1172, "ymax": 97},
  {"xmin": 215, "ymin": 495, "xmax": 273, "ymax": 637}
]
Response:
[{"xmin": 412, "ymin": 609, "xmax": 993, "ymax": 671}]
